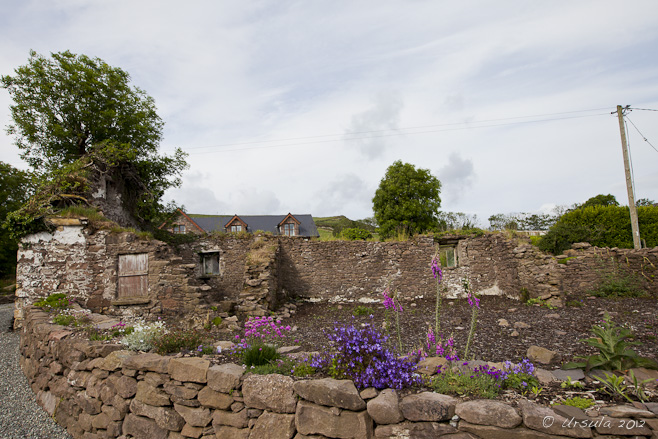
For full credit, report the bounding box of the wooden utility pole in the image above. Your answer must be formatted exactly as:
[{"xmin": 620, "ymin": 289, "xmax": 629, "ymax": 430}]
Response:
[{"xmin": 616, "ymin": 105, "xmax": 641, "ymax": 249}]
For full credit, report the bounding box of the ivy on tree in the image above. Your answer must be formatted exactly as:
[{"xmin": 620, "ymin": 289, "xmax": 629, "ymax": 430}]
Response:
[
  {"xmin": 372, "ymin": 161, "xmax": 441, "ymax": 238},
  {"xmin": 1, "ymin": 50, "xmax": 187, "ymax": 227}
]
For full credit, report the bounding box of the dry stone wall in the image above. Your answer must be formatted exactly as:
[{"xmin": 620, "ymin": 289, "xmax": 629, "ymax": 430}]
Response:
[{"xmin": 20, "ymin": 306, "xmax": 658, "ymax": 439}]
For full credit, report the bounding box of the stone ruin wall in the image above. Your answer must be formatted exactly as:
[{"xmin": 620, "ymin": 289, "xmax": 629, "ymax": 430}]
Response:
[{"xmin": 14, "ymin": 223, "xmax": 658, "ymax": 329}]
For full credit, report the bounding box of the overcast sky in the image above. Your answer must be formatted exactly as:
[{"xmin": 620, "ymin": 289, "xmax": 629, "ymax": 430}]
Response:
[{"xmin": 1, "ymin": 1, "xmax": 657, "ymax": 226}]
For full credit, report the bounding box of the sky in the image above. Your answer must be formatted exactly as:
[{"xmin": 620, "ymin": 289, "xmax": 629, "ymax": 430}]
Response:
[{"xmin": 1, "ymin": 1, "xmax": 657, "ymax": 227}]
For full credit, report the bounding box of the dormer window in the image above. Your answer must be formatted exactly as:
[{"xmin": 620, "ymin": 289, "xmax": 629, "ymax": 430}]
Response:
[
  {"xmin": 282, "ymin": 223, "xmax": 296, "ymax": 236},
  {"xmin": 278, "ymin": 213, "xmax": 301, "ymax": 237},
  {"xmin": 225, "ymin": 215, "xmax": 248, "ymax": 234},
  {"xmin": 172, "ymin": 224, "xmax": 186, "ymax": 234}
]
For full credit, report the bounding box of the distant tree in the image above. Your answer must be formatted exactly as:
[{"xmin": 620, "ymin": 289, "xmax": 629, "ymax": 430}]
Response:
[
  {"xmin": 372, "ymin": 161, "xmax": 441, "ymax": 238},
  {"xmin": 636, "ymin": 198, "xmax": 656, "ymax": 207},
  {"xmin": 578, "ymin": 194, "xmax": 619, "ymax": 209},
  {"xmin": 1, "ymin": 50, "xmax": 187, "ymax": 227},
  {"xmin": 437, "ymin": 212, "xmax": 479, "ymax": 231},
  {"xmin": 0, "ymin": 162, "xmax": 34, "ymax": 277}
]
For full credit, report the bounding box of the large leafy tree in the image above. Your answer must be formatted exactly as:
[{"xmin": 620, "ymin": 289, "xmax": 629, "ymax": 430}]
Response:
[
  {"xmin": 1, "ymin": 50, "xmax": 187, "ymax": 227},
  {"xmin": 372, "ymin": 161, "xmax": 441, "ymax": 238},
  {"xmin": 0, "ymin": 162, "xmax": 34, "ymax": 277}
]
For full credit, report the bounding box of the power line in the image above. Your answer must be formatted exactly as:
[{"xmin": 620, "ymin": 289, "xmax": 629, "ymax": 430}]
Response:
[
  {"xmin": 629, "ymin": 107, "xmax": 658, "ymax": 112},
  {"xmin": 181, "ymin": 110, "xmax": 610, "ymax": 155},
  {"xmin": 625, "ymin": 115, "xmax": 658, "ymax": 153}
]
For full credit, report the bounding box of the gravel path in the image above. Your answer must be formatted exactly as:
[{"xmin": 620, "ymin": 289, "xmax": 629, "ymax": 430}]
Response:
[{"xmin": 0, "ymin": 304, "xmax": 71, "ymax": 439}]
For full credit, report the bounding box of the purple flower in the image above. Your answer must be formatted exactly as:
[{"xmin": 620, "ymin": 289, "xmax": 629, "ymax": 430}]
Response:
[
  {"xmin": 467, "ymin": 293, "xmax": 480, "ymax": 309},
  {"xmin": 431, "ymin": 257, "xmax": 443, "ymax": 281}
]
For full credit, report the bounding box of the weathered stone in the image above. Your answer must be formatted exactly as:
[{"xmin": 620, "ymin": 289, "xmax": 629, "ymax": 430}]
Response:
[
  {"xmin": 518, "ymin": 399, "xmax": 591, "ymax": 438},
  {"xmin": 169, "ymin": 357, "xmax": 209, "ymax": 383},
  {"xmin": 250, "ymin": 411, "xmax": 296, "ymax": 439},
  {"xmin": 551, "ymin": 369, "xmax": 585, "ymax": 382},
  {"xmin": 99, "ymin": 350, "xmax": 134, "ymax": 371},
  {"xmin": 399, "ymin": 392, "xmax": 457, "ymax": 422},
  {"xmin": 123, "ymin": 353, "xmax": 171, "ymax": 373},
  {"xmin": 212, "ymin": 409, "xmax": 248, "ymax": 428},
  {"xmin": 374, "ymin": 421, "xmax": 456, "ymax": 438},
  {"xmin": 145, "ymin": 371, "xmax": 168, "ymax": 387},
  {"xmin": 295, "ymin": 400, "xmax": 372, "ymax": 438},
  {"xmin": 135, "ymin": 381, "xmax": 171, "ymax": 407},
  {"xmin": 164, "ymin": 382, "xmax": 199, "ymax": 400},
  {"xmin": 243, "ymin": 374, "xmax": 296, "ymax": 414},
  {"xmin": 293, "ymin": 378, "xmax": 366, "ymax": 411},
  {"xmin": 78, "ymin": 392, "xmax": 102, "ymax": 415},
  {"xmin": 91, "ymin": 411, "xmax": 111, "ymax": 429},
  {"xmin": 122, "ymin": 413, "xmax": 169, "ymax": 439},
  {"xmin": 497, "ymin": 319, "xmax": 509, "ymax": 327},
  {"xmin": 115, "ymin": 375, "xmax": 137, "ymax": 398},
  {"xmin": 599, "ymin": 404, "xmax": 655, "ymax": 418},
  {"xmin": 180, "ymin": 423, "xmax": 204, "ymax": 438},
  {"xmin": 552, "ymin": 405, "xmax": 588, "ymax": 422},
  {"xmin": 455, "ymin": 400, "xmax": 522, "ymax": 428},
  {"xmin": 645, "ymin": 402, "xmax": 658, "ymax": 415},
  {"xmin": 212, "ymin": 425, "xmax": 250, "ymax": 439},
  {"xmin": 534, "ymin": 368, "xmax": 555, "ymax": 385},
  {"xmin": 366, "ymin": 389, "xmax": 404, "ymax": 425},
  {"xmin": 36, "ymin": 390, "xmax": 58, "ymax": 416},
  {"xmin": 627, "ymin": 367, "xmax": 658, "ymax": 388},
  {"xmin": 360, "ymin": 388, "xmax": 378, "ymax": 400},
  {"xmin": 197, "ymin": 386, "xmax": 233, "ymax": 410},
  {"xmin": 415, "ymin": 357, "xmax": 448, "ymax": 375},
  {"xmin": 101, "ymin": 404, "xmax": 122, "ymax": 421},
  {"xmin": 131, "ymin": 399, "xmax": 186, "ymax": 431},
  {"xmin": 514, "ymin": 322, "xmax": 531, "ymax": 329},
  {"xmin": 207, "ymin": 363, "xmax": 244, "ymax": 393},
  {"xmin": 174, "ymin": 403, "xmax": 212, "ymax": 427},
  {"xmin": 527, "ymin": 346, "xmax": 561, "ymax": 365}
]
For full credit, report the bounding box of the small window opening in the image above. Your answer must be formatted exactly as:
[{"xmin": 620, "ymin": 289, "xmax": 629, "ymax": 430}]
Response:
[
  {"xmin": 173, "ymin": 224, "xmax": 186, "ymax": 234},
  {"xmin": 200, "ymin": 252, "xmax": 220, "ymax": 276},
  {"xmin": 440, "ymin": 247, "xmax": 458, "ymax": 268}
]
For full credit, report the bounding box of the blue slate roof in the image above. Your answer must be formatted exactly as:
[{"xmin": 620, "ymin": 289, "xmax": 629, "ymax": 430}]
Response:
[{"xmin": 188, "ymin": 214, "xmax": 319, "ymax": 237}]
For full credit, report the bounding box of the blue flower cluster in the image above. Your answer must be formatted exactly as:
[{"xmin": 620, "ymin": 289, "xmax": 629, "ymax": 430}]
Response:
[{"xmin": 311, "ymin": 321, "xmax": 422, "ymax": 389}]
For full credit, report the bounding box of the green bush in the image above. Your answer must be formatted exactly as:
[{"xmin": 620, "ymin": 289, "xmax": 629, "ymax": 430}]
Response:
[
  {"xmin": 341, "ymin": 228, "xmax": 373, "ymax": 241},
  {"xmin": 121, "ymin": 321, "xmax": 166, "ymax": 351},
  {"xmin": 538, "ymin": 205, "xmax": 658, "ymax": 255}
]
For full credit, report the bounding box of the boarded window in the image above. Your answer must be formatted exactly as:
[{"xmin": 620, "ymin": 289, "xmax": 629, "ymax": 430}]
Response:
[
  {"xmin": 201, "ymin": 252, "xmax": 220, "ymax": 276},
  {"xmin": 118, "ymin": 253, "xmax": 148, "ymax": 298}
]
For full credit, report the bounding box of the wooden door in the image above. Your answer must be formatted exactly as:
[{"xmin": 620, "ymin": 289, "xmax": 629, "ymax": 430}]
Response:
[{"xmin": 118, "ymin": 253, "xmax": 148, "ymax": 298}]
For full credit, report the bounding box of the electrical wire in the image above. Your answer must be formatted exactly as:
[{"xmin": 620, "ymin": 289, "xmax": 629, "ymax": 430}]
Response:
[
  {"xmin": 629, "ymin": 107, "xmax": 658, "ymax": 112},
  {"xmin": 181, "ymin": 111, "xmax": 610, "ymax": 155},
  {"xmin": 625, "ymin": 115, "xmax": 658, "ymax": 153}
]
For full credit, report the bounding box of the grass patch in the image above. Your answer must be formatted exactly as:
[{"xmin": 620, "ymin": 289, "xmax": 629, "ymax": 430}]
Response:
[{"xmin": 353, "ymin": 306, "xmax": 375, "ymax": 316}]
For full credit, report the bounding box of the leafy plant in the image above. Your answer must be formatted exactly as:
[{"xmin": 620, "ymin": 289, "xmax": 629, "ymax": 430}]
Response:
[
  {"xmin": 560, "ymin": 376, "xmax": 584, "ymax": 390},
  {"xmin": 555, "ymin": 396, "xmax": 594, "ymax": 409},
  {"xmin": 589, "ymin": 259, "xmax": 645, "ymax": 298},
  {"xmin": 563, "ymin": 313, "xmax": 658, "ymax": 371},
  {"xmin": 593, "ymin": 371, "xmax": 633, "ymax": 402},
  {"xmin": 626, "ymin": 369, "xmax": 656, "ymax": 403},
  {"xmin": 525, "ymin": 298, "xmax": 556, "ymax": 309},
  {"xmin": 353, "ymin": 306, "xmax": 374, "ymax": 316},
  {"xmin": 242, "ymin": 341, "xmax": 279, "ymax": 367},
  {"xmin": 34, "ymin": 293, "xmax": 70, "ymax": 312},
  {"xmin": 52, "ymin": 314, "xmax": 76, "ymax": 326}
]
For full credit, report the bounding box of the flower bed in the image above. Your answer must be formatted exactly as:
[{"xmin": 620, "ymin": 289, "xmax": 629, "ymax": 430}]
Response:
[{"xmin": 19, "ymin": 305, "xmax": 658, "ymax": 438}]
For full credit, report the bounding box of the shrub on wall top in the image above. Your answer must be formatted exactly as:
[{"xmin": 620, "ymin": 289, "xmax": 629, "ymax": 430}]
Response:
[{"xmin": 538, "ymin": 205, "xmax": 658, "ymax": 254}]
